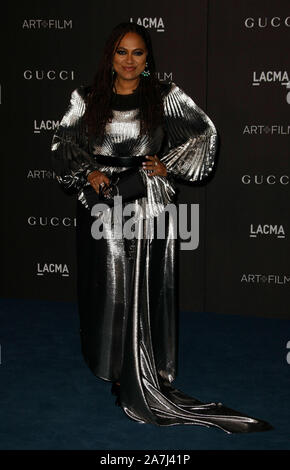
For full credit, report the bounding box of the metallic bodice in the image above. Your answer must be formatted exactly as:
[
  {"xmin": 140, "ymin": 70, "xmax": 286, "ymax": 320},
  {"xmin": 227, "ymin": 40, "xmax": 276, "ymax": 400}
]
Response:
[{"xmin": 51, "ymin": 81, "xmax": 218, "ymax": 219}]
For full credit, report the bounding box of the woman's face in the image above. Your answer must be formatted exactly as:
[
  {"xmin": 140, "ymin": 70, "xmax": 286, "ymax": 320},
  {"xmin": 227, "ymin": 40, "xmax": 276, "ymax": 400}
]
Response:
[{"xmin": 112, "ymin": 32, "xmax": 148, "ymax": 82}]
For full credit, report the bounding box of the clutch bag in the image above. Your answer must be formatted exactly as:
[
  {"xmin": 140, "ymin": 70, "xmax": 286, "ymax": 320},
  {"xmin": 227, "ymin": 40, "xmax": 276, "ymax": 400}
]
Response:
[{"xmin": 82, "ymin": 168, "xmax": 147, "ymax": 210}]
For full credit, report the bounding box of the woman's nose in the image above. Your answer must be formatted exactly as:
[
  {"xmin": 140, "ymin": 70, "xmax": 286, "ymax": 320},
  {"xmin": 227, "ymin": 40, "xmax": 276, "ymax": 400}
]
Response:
[{"xmin": 125, "ymin": 54, "xmax": 134, "ymax": 63}]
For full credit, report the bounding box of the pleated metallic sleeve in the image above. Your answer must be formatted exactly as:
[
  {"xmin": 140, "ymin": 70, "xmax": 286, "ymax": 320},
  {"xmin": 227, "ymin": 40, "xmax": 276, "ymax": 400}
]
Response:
[
  {"xmin": 160, "ymin": 82, "xmax": 218, "ymax": 182},
  {"xmin": 50, "ymin": 87, "xmax": 97, "ymax": 194}
]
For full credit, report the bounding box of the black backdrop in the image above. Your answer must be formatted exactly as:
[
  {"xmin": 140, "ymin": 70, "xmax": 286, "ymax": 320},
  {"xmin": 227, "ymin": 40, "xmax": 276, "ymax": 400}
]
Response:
[{"xmin": 1, "ymin": 0, "xmax": 289, "ymax": 318}]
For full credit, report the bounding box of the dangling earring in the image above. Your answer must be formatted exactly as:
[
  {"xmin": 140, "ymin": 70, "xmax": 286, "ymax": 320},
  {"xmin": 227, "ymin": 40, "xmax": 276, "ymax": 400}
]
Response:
[{"xmin": 141, "ymin": 62, "xmax": 150, "ymax": 77}]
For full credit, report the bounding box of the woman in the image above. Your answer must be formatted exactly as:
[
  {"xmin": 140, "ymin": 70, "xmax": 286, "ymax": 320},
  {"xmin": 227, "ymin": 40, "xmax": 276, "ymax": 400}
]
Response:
[{"xmin": 51, "ymin": 22, "xmax": 272, "ymax": 433}]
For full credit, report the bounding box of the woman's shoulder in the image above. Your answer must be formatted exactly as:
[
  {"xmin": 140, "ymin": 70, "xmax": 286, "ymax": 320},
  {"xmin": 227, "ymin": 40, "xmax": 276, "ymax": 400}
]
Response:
[
  {"xmin": 158, "ymin": 81, "xmax": 173, "ymax": 94},
  {"xmin": 158, "ymin": 81, "xmax": 172, "ymax": 94},
  {"xmin": 158, "ymin": 81, "xmax": 180, "ymax": 99},
  {"xmin": 75, "ymin": 84, "xmax": 92, "ymax": 99},
  {"xmin": 64, "ymin": 85, "xmax": 91, "ymax": 105},
  {"xmin": 71, "ymin": 81, "xmax": 180, "ymax": 104},
  {"xmin": 65, "ymin": 85, "xmax": 93, "ymax": 108},
  {"xmin": 74, "ymin": 82, "xmax": 177, "ymax": 96}
]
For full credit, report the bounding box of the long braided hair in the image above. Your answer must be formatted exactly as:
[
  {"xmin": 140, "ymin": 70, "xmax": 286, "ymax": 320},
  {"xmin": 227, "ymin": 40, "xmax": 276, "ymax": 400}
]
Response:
[{"xmin": 83, "ymin": 22, "xmax": 165, "ymax": 141}]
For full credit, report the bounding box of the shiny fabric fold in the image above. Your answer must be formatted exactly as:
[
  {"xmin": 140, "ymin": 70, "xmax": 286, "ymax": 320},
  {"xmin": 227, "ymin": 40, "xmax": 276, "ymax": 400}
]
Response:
[
  {"xmin": 51, "ymin": 81, "xmax": 272, "ymax": 434},
  {"xmin": 160, "ymin": 83, "xmax": 217, "ymax": 182},
  {"xmin": 118, "ymin": 211, "xmax": 272, "ymax": 433}
]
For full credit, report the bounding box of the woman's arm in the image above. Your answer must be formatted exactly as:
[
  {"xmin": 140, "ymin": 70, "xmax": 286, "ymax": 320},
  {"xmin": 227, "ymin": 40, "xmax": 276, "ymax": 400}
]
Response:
[
  {"xmin": 159, "ymin": 82, "xmax": 218, "ymax": 182},
  {"xmin": 50, "ymin": 87, "xmax": 100, "ymax": 194}
]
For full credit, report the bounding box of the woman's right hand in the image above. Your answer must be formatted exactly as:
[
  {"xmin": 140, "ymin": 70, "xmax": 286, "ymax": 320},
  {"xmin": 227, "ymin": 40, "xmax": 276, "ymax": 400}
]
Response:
[{"xmin": 87, "ymin": 170, "xmax": 110, "ymax": 194}]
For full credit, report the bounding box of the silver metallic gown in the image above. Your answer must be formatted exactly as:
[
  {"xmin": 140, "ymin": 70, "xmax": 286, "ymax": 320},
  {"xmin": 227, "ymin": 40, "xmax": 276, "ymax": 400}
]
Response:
[{"xmin": 51, "ymin": 81, "xmax": 272, "ymax": 433}]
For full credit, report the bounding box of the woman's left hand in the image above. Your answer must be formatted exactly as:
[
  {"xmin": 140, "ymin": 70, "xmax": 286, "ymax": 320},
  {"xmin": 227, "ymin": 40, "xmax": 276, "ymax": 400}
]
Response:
[{"xmin": 142, "ymin": 155, "xmax": 167, "ymax": 177}]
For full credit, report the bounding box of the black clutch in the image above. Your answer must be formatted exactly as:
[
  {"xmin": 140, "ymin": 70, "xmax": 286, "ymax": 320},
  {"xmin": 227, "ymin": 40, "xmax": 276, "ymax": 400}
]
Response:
[{"xmin": 82, "ymin": 167, "xmax": 147, "ymax": 210}]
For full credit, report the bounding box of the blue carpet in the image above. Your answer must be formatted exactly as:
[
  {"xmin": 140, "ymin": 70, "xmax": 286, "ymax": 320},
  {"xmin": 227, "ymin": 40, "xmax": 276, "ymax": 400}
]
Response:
[{"xmin": 0, "ymin": 298, "xmax": 289, "ymax": 450}]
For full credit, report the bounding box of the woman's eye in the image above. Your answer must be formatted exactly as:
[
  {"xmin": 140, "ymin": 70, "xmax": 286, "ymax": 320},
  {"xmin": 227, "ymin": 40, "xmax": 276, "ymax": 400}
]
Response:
[{"xmin": 116, "ymin": 50, "xmax": 143, "ymax": 56}]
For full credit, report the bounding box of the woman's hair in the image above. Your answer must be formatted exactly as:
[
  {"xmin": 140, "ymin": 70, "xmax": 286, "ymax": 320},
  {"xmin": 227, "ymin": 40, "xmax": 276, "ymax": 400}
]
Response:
[{"xmin": 83, "ymin": 21, "xmax": 165, "ymax": 141}]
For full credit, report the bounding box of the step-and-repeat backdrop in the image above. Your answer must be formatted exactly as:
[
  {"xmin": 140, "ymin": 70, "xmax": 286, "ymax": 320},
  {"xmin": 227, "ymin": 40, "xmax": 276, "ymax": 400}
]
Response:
[{"xmin": 1, "ymin": 0, "xmax": 289, "ymax": 318}]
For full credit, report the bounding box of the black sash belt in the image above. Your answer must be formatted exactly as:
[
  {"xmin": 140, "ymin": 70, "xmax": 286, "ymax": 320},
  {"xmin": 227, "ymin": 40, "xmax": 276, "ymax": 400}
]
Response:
[{"xmin": 93, "ymin": 154, "xmax": 147, "ymax": 167}]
